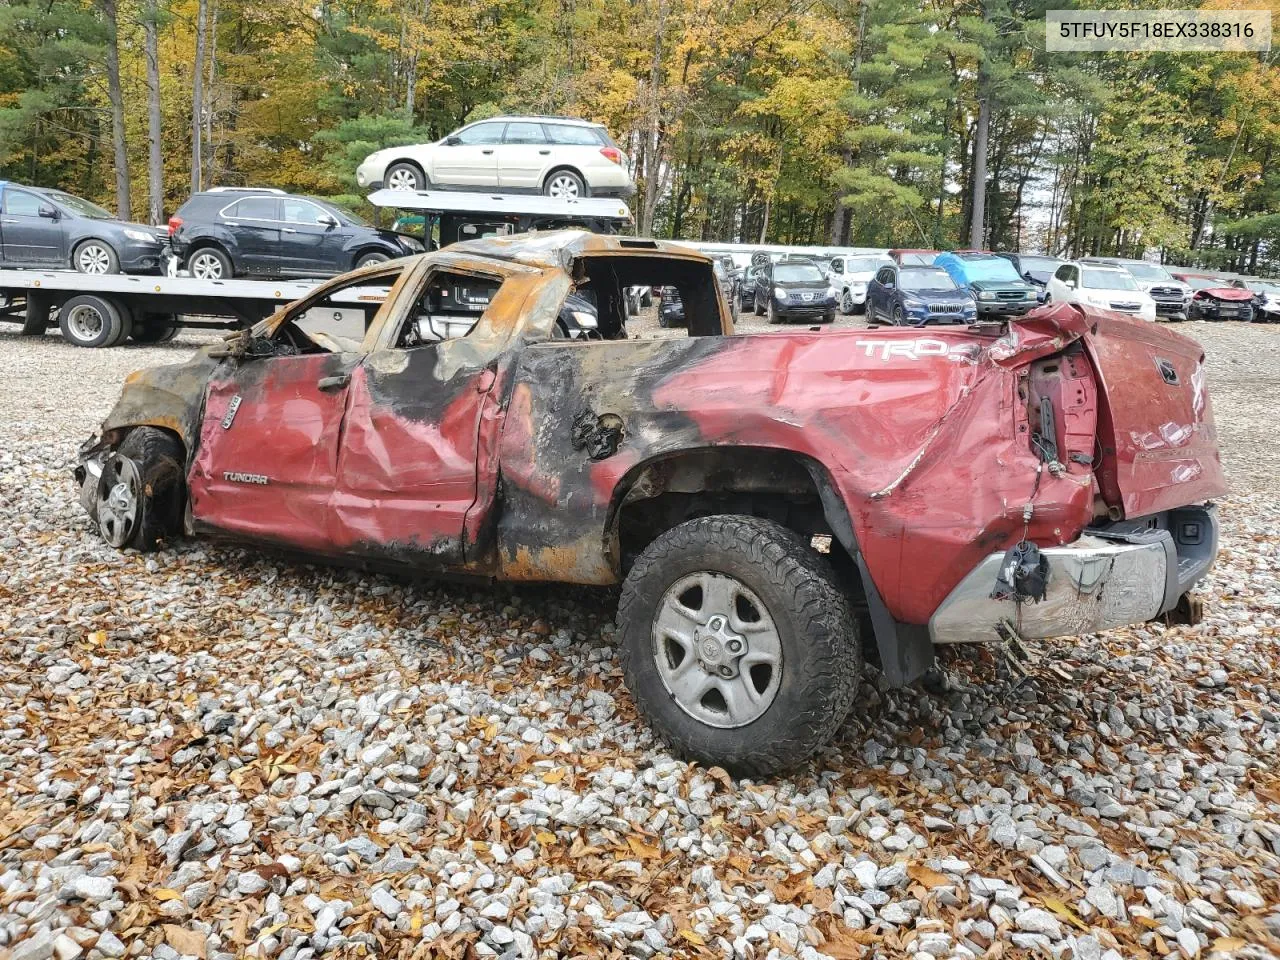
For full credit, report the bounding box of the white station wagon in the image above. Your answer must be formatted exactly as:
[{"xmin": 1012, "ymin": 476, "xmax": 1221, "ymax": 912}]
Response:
[{"xmin": 356, "ymin": 116, "xmax": 635, "ymax": 200}]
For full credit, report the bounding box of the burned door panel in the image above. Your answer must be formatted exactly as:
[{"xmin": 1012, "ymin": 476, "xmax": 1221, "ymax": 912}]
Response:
[
  {"xmin": 329, "ymin": 342, "xmax": 500, "ymax": 567},
  {"xmin": 188, "ymin": 352, "xmax": 359, "ymax": 549}
]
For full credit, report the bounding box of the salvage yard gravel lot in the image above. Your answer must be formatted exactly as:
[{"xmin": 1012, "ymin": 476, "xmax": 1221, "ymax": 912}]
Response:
[{"xmin": 0, "ymin": 316, "xmax": 1278, "ymax": 960}]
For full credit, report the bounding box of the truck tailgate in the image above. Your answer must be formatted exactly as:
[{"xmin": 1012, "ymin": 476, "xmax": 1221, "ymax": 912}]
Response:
[{"xmin": 1084, "ymin": 313, "xmax": 1227, "ymax": 517}]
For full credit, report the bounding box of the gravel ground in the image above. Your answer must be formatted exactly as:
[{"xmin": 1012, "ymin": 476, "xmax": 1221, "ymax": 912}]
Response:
[{"xmin": 1, "ymin": 317, "xmax": 1279, "ymax": 960}]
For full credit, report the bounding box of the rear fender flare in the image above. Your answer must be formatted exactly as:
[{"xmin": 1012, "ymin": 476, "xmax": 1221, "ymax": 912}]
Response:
[
  {"xmin": 802, "ymin": 461, "xmax": 936, "ymax": 688},
  {"xmin": 606, "ymin": 447, "xmax": 936, "ymax": 688}
]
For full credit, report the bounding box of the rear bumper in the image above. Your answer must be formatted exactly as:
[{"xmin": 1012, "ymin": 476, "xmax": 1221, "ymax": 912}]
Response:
[{"xmin": 929, "ymin": 505, "xmax": 1218, "ymax": 644}]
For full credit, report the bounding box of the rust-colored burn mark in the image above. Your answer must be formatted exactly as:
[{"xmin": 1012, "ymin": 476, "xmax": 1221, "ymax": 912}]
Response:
[{"xmin": 75, "ymin": 234, "xmax": 1227, "ymax": 636}]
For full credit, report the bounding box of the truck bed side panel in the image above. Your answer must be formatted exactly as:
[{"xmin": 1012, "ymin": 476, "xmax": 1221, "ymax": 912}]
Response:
[{"xmin": 495, "ymin": 328, "xmax": 1098, "ymax": 625}]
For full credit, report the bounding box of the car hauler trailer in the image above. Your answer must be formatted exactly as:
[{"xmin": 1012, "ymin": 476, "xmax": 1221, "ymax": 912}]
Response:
[
  {"xmin": 0, "ymin": 268, "xmax": 388, "ymax": 347},
  {"xmin": 0, "ymin": 190, "xmax": 633, "ymax": 348},
  {"xmin": 366, "ymin": 188, "xmax": 633, "ymax": 246}
]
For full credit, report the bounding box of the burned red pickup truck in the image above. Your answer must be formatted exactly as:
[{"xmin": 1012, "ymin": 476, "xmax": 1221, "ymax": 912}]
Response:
[{"xmin": 77, "ymin": 233, "xmax": 1225, "ymax": 776}]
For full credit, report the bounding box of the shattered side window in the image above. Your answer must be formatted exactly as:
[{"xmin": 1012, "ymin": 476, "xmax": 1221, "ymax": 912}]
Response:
[
  {"xmin": 278, "ymin": 265, "xmax": 407, "ymax": 352},
  {"xmin": 527, "ymin": 258, "xmax": 724, "ymax": 343},
  {"xmin": 396, "ymin": 269, "xmax": 503, "ymax": 348}
]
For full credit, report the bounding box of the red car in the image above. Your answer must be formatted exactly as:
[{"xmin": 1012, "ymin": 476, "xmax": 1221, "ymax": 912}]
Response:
[
  {"xmin": 1171, "ymin": 271, "xmax": 1255, "ymax": 321},
  {"xmin": 76, "ymin": 233, "xmax": 1226, "ymax": 775}
]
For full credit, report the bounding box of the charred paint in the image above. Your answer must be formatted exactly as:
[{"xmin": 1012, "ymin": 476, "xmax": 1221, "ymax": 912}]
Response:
[{"xmin": 79, "ymin": 233, "xmax": 1227, "ymax": 635}]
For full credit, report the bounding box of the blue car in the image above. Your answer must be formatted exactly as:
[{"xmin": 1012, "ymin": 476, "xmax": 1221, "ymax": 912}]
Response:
[
  {"xmin": 865, "ymin": 263, "xmax": 977, "ymax": 326},
  {"xmin": 932, "ymin": 252, "xmax": 1038, "ymax": 318}
]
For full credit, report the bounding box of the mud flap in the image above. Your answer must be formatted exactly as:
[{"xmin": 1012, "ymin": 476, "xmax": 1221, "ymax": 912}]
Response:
[{"xmin": 856, "ymin": 554, "xmax": 935, "ymax": 687}]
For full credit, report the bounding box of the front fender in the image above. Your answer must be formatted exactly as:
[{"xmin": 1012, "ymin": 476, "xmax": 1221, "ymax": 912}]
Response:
[{"xmin": 79, "ymin": 350, "xmax": 222, "ymax": 464}]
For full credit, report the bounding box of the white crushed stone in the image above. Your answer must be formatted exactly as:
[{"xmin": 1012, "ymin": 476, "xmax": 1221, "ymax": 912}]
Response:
[{"xmin": 0, "ymin": 321, "xmax": 1279, "ymax": 958}]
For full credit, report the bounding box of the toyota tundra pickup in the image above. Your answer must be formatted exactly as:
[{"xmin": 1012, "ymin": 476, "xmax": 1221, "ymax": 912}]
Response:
[{"xmin": 75, "ymin": 232, "xmax": 1226, "ymax": 776}]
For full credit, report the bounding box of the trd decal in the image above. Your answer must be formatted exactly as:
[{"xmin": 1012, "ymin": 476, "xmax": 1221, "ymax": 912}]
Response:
[
  {"xmin": 223, "ymin": 471, "xmax": 269, "ymax": 485},
  {"xmin": 854, "ymin": 339, "xmax": 979, "ymax": 362},
  {"xmin": 221, "ymin": 395, "xmax": 243, "ymax": 430}
]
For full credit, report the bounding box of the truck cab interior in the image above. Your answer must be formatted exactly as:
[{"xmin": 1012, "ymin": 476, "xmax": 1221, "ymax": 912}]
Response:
[{"xmin": 570, "ymin": 252, "xmax": 728, "ymax": 339}]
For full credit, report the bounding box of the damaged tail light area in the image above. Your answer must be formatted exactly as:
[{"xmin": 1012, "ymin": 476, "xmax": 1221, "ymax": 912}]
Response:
[{"xmin": 1017, "ymin": 344, "xmax": 1098, "ymax": 482}]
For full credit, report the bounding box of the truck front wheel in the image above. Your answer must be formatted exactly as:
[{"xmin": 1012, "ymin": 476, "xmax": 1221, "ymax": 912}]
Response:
[
  {"xmin": 91, "ymin": 427, "xmax": 185, "ymax": 551},
  {"xmin": 617, "ymin": 515, "xmax": 861, "ymax": 777}
]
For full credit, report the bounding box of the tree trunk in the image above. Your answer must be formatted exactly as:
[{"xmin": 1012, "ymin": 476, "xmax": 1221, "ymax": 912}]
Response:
[
  {"xmin": 204, "ymin": 0, "xmax": 217, "ymax": 184},
  {"xmin": 829, "ymin": 0, "xmax": 870, "ymax": 244},
  {"xmin": 192, "ymin": 0, "xmax": 207, "ymax": 193},
  {"xmin": 758, "ymin": 196, "xmax": 771, "ymax": 244},
  {"xmin": 101, "ymin": 0, "xmax": 131, "ymax": 220},
  {"xmin": 639, "ymin": 0, "xmax": 666, "ymax": 236},
  {"xmin": 968, "ymin": 92, "xmax": 991, "ymax": 251},
  {"xmin": 967, "ymin": 0, "xmax": 992, "ymax": 250},
  {"xmin": 144, "ymin": 0, "xmax": 164, "ymax": 224}
]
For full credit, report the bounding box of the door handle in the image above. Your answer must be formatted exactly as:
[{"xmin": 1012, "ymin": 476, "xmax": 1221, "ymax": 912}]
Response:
[
  {"xmin": 0, "ymin": 218, "xmax": 17, "ymax": 224},
  {"xmin": 481, "ymin": 149, "xmax": 494, "ymax": 155},
  {"xmin": 538, "ymin": 150, "xmax": 550, "ymax": 155},
  {"xmin": 282, "ymin": 227, "xmax": 297, "ymax": 233},
  {"xmin": 317, "ymin": 373, "xmax": 349, "ymax": 391}
]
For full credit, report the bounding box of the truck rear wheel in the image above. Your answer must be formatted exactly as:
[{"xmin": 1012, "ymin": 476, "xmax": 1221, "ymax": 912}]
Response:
[
  {"xmin": 617, "ymin": 515, "xmax": 861, "ymax": 777},
  {"xmin": 58, "ymin": 295, "xmax": 130, "ymax": 348},
  {"xmin": 131, "ymin": 314, "xmax": 180, "ymax": 343}
]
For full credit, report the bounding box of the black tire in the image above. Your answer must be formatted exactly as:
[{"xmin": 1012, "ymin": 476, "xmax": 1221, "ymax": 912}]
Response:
[
  {"xmin": 385, "ymin": 161, "xmax": 426, "ymax": 192},
  {"xmin": 187, "ymin": 246, "xmax": 233, "ymax": 280},
  {"xmin": 58, "ymin": 295, "xmax": 127, "ymax": 348},
  {"xmin": 95, "ymin": 427, "xmax": 185, "ymax": 552},
  {"xmin": 73, "ymin": 240, "xmax": 120, "ymax": 275},
  {"xmin": 892, "ymin": 305, "xmax": 905, "ymax": 326},
  {"xmin": 130, "ymin": 314, "xmax": 179, "ymax": 343},
  {"xmin": 21, "ymin": 294, "xmax": 52, "ymax": 336},
  {"xmin": 640, "ymin": 288, "xmax": 653, "ymax": 308},
  {"xmin": 753, "ymin": 292, "xmax": 764, "ymax": 317},
  {"xmin": 616, "ymin": 515, "xmax": 861, "ymax": 778},
  {"xmin": 355, "ymin": 251, "xmax": 390, "ymax": 269},
  {"xmin": 767, "ymin": 300, "xmax": 781, "ymax": 324},
  {"xmin": 822, "ymin": 309, "xmax": 835, "ymax": 324},
  {"xmin": 840, "ymin": 289, "xmax": 855, "ymax": 315},
  {"xmin": 543, "ymin": 168, "xmax": 587, "ymax": 198}
]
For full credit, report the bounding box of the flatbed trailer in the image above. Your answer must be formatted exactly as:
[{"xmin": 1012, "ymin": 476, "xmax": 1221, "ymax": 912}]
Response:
[{"xmin": 0, "ymin": 268, "xmax": 363, "ymax": 347}]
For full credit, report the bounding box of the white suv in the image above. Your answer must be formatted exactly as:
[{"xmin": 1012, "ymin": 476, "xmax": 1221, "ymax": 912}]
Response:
[
  {"xmin": 1046, "ymin": 261, "xmax": 1157, "ymax": 321},
  {"xmin": 828, "ymin": 254, "xmax": 892, "ymax": 314},
  {"xmin": 356, "ymin": 117, "xmax": 634, "ymax": 199}
]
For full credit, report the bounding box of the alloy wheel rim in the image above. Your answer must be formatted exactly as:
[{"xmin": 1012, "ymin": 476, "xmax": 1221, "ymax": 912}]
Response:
[
  {"xmin": 388, "ymin": 169, "xmax": 418, "ymax": 191},
  {"xmin": 843, "ymin": 290, "xmax": 854, "ymax": 312},
  {"xmin": 66, "ymin": 304, "xmax": 105, "ymax": 343},
  {"xmin": 548, "ymin": 175, "xmax": 580, "ymax": 198},
  {"xmin": 191, "ymin": 254, "xmax": 224, "ymax": 279},
  {"xmin": 652, "ymin": 571, "xmax": 783, "ymax": 728},
  {"xmin": 97, "ymin": 455, "xmax": 140, "ymax": 548},
  {"xmin": 78, "ymin": 245, "xmax": 110, "ymax": 274}
]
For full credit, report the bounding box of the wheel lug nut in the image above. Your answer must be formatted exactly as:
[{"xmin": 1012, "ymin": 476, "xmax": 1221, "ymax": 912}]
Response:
[
  {"xmin": 727, "ymin": 639, "xmax": 742, "ymax": 653},
  {"xmin": 719, "ymin": 666, "xmax": 734, "ymax": 678}
]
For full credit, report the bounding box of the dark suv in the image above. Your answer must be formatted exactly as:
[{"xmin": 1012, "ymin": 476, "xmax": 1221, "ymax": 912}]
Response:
[
  {"xmin": 168, "ymin": 188, "xmax": 423, "ymax": 280},
  {"xmin": 752, "ymin": 258, "xmax": 836, "ymax": 323}
]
